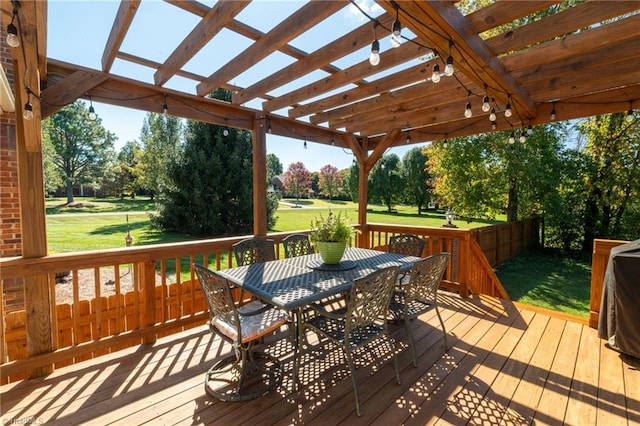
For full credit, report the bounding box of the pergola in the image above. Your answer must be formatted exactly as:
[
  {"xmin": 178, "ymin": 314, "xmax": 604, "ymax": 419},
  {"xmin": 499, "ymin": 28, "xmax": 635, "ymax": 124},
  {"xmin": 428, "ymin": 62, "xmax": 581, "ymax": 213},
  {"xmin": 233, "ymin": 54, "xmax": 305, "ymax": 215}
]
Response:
[{"xmin": 1, "ymin": 0, "xmax": 639, "ymax": 384}]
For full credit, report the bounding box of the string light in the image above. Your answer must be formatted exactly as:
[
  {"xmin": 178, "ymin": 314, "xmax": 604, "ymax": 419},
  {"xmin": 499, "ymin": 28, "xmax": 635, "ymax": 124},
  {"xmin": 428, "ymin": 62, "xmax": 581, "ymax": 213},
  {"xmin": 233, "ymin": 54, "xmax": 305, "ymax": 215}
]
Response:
[
  {"xmin": 6, "ymin": 6, "xmax": 19, "ymax": 48},
  {"xmin": 88, "ymin": 96, "xmax": 97, "ymax": 120},
  {"xmin": 550, "ymin": 103, "xmax": 556, "ymax": 121},
  {"xmin": 303, "ymin": 140, "xmax": 307, "ymax": 149},
  {"xmin": 491, "ymin": 120, "xmax": 497, "ymax": 131},
  {"xmin": 369, "ymin": 20, "xmax": 380, "ymax": 66},
  {"xmin": 223, "ymin": 128, "xmax": 229, "ymax": 136},
  {"xmin": 626, "ymin": 101, "xmax": 634, "ymax": 122},
  {"xmin": 508, "ymin": 132, "xmax": 515, "ymax": 144},
  {"xmin": 431, "ymin": 63, "xmax": 441, "ymax": 83},
  {"xmin": 464, "ymin": 102, "xmax": 472, "ymax": 118},
  {"xmin": 481, "ymin": 86, "xmax": 491, "ymax": 112},
  {"xmin": 504, "ymin": 100, "xmax": 512, "ymax": 118},
  {"xmin": 444, "ymin": 55, "xmax": 454, "ymax": 77},
  {"xmin": 390, "ymin": 5, "xmax": 402, "ymax": 48},
  {"xmin": 162, "ymin": 94, "xmax": 168, "ymax": 114},
  {"xmin": 406, "ymin": 132, "xmax": 411, "ymax": 144},
  {"xmin": 489, "ymin": 108, "xmax": 496, "ymax": 122},
  {"xmin": 23, "ymin": 99, "xmax": 33, "ymax": 120},
  {"xmin": 527, "ymin": 123, "xmax": 533, "ymax": 135},
  {"xmin": 519, "ymin": 131, "xmax": 526, "ymax": 143}
]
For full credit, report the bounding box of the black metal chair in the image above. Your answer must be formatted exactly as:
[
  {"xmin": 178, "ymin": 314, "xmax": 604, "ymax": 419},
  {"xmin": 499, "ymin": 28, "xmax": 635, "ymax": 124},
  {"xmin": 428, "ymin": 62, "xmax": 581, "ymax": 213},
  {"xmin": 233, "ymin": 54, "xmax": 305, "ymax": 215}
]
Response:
[
  {"xmin": 302, "ymin": 265, "xmax": 401, "ymax": 416},
  {"xmin": 388, "ymin": 233, "xmax": 426, "ymax": 257},
  {"xmin": 282, "ymin": 233, "xmax": 314, "ymax": 258},
  {"xmin": 233, "ymin": 237, "xmax": 275, "ymax": 266},
  {"xmin": 193, "ymin": 263, "xmax": 289, "ymax": 401},
  {"xmin": 388, "ymin": 253, "xmax": 450, "ymax": 367}
]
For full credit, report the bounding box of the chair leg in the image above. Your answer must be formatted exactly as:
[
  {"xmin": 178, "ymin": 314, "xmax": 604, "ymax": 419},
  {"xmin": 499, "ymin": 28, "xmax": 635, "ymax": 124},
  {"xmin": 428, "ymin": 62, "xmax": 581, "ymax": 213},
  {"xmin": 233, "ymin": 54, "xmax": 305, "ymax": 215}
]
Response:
[
  {"xmin": 435, "ymin": 305, "xmax": 449, "ymax": 350},
  {"xmin": 386, "ymin": 329, "xmax": 401, "ymax": 385},
  {"xmin": 344, "ymin": 347, "xmax": 362, "ymax": 417},
  {"xmin": 404, "ymin": 318, "xmax": 418, "ymax": 367}
]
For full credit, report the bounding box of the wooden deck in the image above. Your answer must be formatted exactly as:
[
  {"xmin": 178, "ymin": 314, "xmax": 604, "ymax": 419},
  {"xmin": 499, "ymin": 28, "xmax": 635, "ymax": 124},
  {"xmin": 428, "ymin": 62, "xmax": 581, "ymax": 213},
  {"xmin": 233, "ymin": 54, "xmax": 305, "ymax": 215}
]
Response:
[{"xmin": 2, "ymin": 293, "xmax": 639, "ymax": 425}]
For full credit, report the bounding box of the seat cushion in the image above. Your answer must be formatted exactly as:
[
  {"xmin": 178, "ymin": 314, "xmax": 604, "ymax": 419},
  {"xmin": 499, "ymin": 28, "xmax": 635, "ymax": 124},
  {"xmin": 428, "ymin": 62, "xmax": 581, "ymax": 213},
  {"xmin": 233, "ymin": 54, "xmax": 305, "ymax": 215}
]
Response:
[{"xmin": 213, "ymin": 300, "xmax": 289, "ymax": 344}]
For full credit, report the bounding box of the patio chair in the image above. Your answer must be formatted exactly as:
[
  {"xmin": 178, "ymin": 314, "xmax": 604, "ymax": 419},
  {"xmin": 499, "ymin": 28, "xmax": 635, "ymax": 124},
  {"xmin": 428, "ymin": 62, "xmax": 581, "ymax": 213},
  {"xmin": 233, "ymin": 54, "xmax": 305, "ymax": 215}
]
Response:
[
  {"xmin": 388, "ymin": 233, "xmax": 426, "ymax": 257},
  {"xmin": 302, "ymin": 265, "xmax": 401, "ymax": 416},
  {"xmin": 233, "ymin": 237, "xmax": 275, "ymax": 266},
  {"xmin": 282, "ymin": 233, "xmax": 314, "ymax": 258},
  {"xmin": 388, "ymin": 253, "xmax": 450, "ymax": 367},
  {"xmin": 388, "ymin": 233, "xmax": 426, "ymax": 283},
  {"xmin": 193, "ymin": 263, "xmax": 289, "ymax": 401}
]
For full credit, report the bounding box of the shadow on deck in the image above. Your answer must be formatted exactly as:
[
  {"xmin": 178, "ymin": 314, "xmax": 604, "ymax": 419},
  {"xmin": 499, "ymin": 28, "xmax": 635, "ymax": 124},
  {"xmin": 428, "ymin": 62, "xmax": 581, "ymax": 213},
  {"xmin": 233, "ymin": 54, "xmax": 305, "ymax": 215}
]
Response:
[{"xmin": 1, "ymin": 294, "xmax": 639, "ymax": 425}]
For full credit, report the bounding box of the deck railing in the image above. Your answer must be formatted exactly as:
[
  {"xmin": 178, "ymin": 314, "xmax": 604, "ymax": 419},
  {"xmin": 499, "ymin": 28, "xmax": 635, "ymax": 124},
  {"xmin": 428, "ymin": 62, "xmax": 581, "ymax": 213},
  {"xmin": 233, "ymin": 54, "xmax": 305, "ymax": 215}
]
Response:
[
  {"xmin": 1, "ymin": 222, "xmax": 534, "ymax": 383},
  {"xmin": 589, "ymin": 238, "xmax": 629, "ymax": 328}
]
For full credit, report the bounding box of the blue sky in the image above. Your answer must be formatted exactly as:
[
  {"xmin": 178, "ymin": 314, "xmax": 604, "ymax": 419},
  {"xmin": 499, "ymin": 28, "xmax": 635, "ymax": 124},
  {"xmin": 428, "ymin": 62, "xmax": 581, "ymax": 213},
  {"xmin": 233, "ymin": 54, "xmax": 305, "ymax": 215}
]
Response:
[{"xmin": 46, "ymin": 0, "xmax": 417, "ymax": 172}]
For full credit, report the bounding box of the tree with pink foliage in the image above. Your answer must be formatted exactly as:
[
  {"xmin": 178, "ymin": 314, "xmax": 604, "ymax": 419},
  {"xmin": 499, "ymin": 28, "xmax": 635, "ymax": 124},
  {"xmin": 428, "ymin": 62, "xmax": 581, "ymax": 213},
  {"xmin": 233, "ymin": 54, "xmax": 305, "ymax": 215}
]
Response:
[
  {"xmin": 318, "ymin": 164, "xmax": 343, "ymax": 201},
  {"xmin": 284, "ymin": 161, "xmax": 311, "ymax": 205}
]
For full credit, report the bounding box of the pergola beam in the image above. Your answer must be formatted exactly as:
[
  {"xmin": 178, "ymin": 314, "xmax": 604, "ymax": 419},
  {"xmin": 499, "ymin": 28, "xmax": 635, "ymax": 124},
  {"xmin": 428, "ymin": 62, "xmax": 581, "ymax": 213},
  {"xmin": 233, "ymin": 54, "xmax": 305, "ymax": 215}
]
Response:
[
  {"xmin": 101, "ymin": 0, "xmax": 140, "ymax": 72},
  {"xmin": 196, "ymin": 1, "xmax": 347, "ymax": 97},
  {"xmin": 153, "ymin": 0, "xmax": 250, "ymax": 86}
]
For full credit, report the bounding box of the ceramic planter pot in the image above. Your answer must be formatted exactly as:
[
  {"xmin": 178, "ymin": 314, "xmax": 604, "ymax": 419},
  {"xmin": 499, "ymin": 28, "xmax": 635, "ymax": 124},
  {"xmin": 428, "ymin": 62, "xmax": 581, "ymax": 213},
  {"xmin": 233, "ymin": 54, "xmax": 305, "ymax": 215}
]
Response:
[{"xmin": 316, "ymin": 241, "xmax": 347, "ymax": 265}]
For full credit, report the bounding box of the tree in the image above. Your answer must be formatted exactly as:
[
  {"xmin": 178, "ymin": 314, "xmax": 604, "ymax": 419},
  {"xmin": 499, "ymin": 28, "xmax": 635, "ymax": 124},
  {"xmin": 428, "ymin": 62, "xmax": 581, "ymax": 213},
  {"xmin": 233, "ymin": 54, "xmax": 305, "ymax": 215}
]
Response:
[
  {"xmin": 580, "ymin": 112, "xmax": 640, "ymax": 249},
  {"xmin": 266, "ymin": 153, "xmax": 283, "ymax": 187},
  {"xmin": 111, "ymin": 141, "xmax": 142, "ymax": 198},
  {"xmin": 44, "ymin": 100, "xmax": 116, "ymax": 203},
  {"xmin": 318, "ymin": 164, "xmax": 343, "ymax": 201},
  {"xmin": 138, "ymin": 113, "xmax": 183, "ymax": 201},
  {"xmin": 346, "ymin": 161, "xmax": 359, "ymax": 202},
  {"xmin": 41, "ymin": 119, "xmax": 64, "ymax": 196},
  {"xmin": 152, "ymin": 88, "xmax": 278, "ymax": 236},
  {"xmin": 284, "ymin": 161, "xmax": 311, "ymax": 204},
  {"xmin": 369, "ymin": 154, "xmax": 403, "ymax": 212},
  {"xmin": 403, "ymin": 147, "xmax": 432, "ymax": 214}
]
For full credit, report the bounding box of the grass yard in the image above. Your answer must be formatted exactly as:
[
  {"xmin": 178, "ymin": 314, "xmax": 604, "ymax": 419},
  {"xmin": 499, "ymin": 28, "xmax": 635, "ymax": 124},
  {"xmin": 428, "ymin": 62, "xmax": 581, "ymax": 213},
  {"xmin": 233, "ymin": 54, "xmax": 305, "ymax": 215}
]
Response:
[{"xmin": 496, "ymin": 249, "xmax": 592, "ymax": 317}]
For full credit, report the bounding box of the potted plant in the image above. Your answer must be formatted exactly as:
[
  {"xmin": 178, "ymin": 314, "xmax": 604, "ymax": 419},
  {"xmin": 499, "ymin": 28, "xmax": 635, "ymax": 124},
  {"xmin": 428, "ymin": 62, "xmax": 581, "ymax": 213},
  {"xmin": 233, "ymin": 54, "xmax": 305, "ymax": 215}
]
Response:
[{"xmin": 309, "ymin": 211, "xmax": 356, "ymax": 264}]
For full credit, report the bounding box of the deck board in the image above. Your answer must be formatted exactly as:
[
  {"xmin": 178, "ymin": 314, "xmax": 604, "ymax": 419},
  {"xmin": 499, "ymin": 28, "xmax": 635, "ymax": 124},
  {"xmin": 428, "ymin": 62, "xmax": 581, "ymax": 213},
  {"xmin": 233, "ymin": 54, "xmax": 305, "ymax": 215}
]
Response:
[{"xmin": 2, "ymin": 293, "xmax": 639, "ymax": 425}]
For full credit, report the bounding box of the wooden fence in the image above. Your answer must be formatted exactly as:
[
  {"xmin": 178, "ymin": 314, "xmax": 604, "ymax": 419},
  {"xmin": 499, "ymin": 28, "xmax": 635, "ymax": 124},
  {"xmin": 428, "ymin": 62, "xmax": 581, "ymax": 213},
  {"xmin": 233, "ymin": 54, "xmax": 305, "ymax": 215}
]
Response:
[{"xmin": 1, "ymin": 220, "xmax": 537, "ymax": 383}]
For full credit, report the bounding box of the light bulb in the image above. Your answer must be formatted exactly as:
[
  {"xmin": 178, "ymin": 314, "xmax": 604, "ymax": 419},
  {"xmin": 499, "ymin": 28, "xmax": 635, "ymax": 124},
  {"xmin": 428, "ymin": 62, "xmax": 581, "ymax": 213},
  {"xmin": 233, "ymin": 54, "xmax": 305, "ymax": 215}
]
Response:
[
  {"xmin": 444, "ymin": 56, "xmax": 454, "ymax": 76},
  {"xmin": 369, "ymin": 39, "xmax": 380, "ymax": 66},
  {"xmin": 508, "ymin": 133, "xmax": 515, "ymax": 144},
  {"xmin": 390, "ymin": 34, "xmax": 401, "ymax": 48},
  {"xmin": 88, "ymin": 106, "xmax": 97, "ymax": 120},
  {"xmin": 481, "ymin": 96, "xmax": 490, "ymax": 112},
  {"xmin": 392, "ymin": 19, "xmax": 401, "ymax": 37},
  {"xmin": 626, "ymin": 110, "xmax": 634, "ymax": 122},
  {"xmin": 464, "ymin": 102, "xmax": 472, "ymax": 118},
  {"xmin": 504, "ymin": 103, "xmax": 512, "ymax": 118},
  {"xmin": 163, "ymin": 103, "xmax": 168, "ymax": 115},
  {"xmin": 527, "ymin": 125, "xmax": 533, "ymax": 135},
  {"xmin": 550, "ymin": 108, "xmax": 556, "ymax": 121},
  {"xmin": 223, "ymin": 128, "xmax": 229, "ymax": 136},
  {"xmin": 431, "ymin": 64, "xmax": 440, "ymax": 83},
  {"xmin": 519, "ymin": 133, "xmax": 526, "ymax": 143},
  {"xmin": 491, "ymin": 121, "xmax": 497, "ymax": 131},
  {"xmin": 23, "ymin": 102, "xmax": 33, "ymax": 120},
  {"xmin": 7, "ymin": 22, "xmax": 19, "ymax": 48},
  {"xmin": 489, "ymin": 108, "xmax": 496, "ymax": 122},
  {"xmin": 267, "ymin": 125, "xmax": 272, "ymax": 134},
  {"xmin": 303, "ymin": 140, "xmax": 307, "ymax": 149}
]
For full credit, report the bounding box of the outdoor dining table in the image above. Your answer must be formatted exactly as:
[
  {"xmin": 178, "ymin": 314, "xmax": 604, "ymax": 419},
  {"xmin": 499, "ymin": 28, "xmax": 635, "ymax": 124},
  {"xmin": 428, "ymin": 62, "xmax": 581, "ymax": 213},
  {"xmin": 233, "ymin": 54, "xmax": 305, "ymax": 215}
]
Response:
[
  {"xmin": 217, "ymin": 246, "xmax": 421, "ymax": 312},
  {"xmin": 216, "ymin": 246, "xmax": 422, "ymax": 387}
]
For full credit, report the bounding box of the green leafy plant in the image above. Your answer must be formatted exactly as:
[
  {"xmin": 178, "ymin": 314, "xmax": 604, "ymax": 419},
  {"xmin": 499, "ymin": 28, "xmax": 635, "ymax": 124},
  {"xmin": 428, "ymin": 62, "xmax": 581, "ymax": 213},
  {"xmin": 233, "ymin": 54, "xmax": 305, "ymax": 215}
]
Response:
[{"xmin": 309, "ymin": 211, "xmax": 355, "ymax": 243}]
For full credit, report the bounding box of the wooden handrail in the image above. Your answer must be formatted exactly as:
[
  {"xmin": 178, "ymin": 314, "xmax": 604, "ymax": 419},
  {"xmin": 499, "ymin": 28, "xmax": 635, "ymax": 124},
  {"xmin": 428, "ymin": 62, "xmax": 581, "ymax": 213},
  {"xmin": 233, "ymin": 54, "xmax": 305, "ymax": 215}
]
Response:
[{"xmin": 589, "ymin": 238, "xmax": 629, "ymax": 328}]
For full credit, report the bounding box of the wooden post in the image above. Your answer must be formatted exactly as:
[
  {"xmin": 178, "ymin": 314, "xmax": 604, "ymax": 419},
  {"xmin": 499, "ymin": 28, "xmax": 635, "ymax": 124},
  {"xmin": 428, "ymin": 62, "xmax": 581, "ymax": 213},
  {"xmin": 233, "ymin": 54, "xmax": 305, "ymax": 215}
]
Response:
[
  {"xmin": 13, "ymin": 51, "xmax": 52, "ymax": 376},
  {"xmin": 252, "ymin": 114, "xmax": 267, "ymax": 236},
  {"xmin": 142, "ymin": 260, "xmax": 157, "ymax": 344},
  {"xmin": 357, "ymin": 159, "xmax": 369, "ymax": 248}
]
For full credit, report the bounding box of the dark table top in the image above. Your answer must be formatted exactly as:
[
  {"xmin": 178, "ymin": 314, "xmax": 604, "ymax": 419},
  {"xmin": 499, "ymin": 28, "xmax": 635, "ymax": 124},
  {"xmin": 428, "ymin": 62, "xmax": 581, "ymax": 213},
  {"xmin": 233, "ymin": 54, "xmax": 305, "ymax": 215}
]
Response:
[{"xmin": 217, "ymin": 247, "xmax": 421, "ymax": 310}]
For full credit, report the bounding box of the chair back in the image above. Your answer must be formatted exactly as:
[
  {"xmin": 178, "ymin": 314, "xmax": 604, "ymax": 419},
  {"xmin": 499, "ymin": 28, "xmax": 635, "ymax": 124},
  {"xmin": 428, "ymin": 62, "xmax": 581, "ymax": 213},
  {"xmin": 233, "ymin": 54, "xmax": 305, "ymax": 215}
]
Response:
[
  {"xmin": 406, "ymin": 253, "xmax": 450, "ymax": 304},
  {"xmin": 345, "ymin": 265, "xmax": 399, "ymax": 333},
  {"xmin": 388, "ymin": 234, "xmax": 425, "ymax": 257},
  {"xmin": 193, "ymin": 264, "xmax": 240, "ymax": 342},
  {"xmin": 233, "ymin": 237, "xmax": 275, "ymax": 266},
  {"xmin": 282, "ymin": 233, "xmax": 314, "ymax": 258}
]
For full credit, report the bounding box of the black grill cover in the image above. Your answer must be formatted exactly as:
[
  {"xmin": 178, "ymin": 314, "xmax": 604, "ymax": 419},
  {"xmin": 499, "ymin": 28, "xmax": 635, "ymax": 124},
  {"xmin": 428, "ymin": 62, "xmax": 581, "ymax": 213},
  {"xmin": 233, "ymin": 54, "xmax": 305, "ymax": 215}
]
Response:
[{"xmin": 598, "ymin": 239, "xmax": 640, "ymax": 359}]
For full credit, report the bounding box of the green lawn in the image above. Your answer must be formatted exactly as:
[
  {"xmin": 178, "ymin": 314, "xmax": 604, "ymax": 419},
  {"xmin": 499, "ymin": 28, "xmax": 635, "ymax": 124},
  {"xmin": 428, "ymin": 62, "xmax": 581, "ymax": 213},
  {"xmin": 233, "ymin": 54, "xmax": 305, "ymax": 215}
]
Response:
[
  {"xmin": 44, "ymin": 196, "xmax": 590, "ymax": 317},
  {"xmin": 496, "ymin": 249, "xmax": 592, "ymax": 317}
]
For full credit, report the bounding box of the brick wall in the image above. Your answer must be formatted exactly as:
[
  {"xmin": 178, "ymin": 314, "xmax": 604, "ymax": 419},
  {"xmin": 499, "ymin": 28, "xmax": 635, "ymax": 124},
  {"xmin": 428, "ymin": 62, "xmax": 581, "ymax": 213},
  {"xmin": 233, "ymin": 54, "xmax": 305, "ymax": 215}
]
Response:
[{"xmin": 1, "ymin": 25, "xmax": 24, "ymax": 313}]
